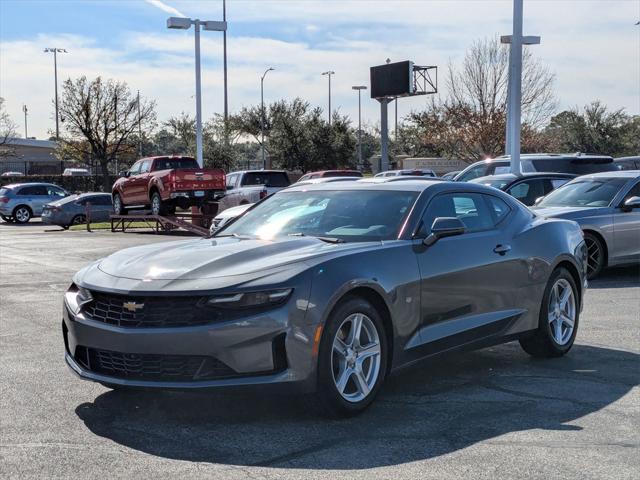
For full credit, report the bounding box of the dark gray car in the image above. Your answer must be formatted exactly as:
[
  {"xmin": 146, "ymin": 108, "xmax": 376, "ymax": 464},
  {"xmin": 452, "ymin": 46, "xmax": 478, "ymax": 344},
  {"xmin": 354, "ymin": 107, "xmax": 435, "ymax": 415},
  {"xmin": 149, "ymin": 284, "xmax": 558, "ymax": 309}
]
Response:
[
  {"xmin": 533, "ymin": 171, "xmax": 640, "ymax": 279},
  {"xmin": 63, "ymin": 180, "xmax": 587, "ymax": 415},
  {"xmin": 42, "ymin": 193, "xmax": 113, "ymax": 229}
]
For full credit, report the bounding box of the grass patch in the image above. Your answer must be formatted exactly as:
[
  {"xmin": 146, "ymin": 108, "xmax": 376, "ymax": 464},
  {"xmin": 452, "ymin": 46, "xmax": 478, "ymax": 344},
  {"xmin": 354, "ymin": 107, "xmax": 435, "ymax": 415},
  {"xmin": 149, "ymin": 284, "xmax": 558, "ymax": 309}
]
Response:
[{"xmin": 69, "ymin": 221, "xmax": 154, "ymax": 231}]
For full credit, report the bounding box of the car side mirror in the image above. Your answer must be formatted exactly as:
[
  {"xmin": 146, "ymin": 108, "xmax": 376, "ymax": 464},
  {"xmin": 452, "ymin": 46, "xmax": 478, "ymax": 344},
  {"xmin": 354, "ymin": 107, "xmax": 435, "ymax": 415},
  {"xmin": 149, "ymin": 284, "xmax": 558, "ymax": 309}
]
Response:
[
  {"xmin": 422, "ymin": 217, "xmax": 466, "ymax": 246},
  {"xmin": 621, "ymin": 196, "xmax": 640, "ymax": 212}
]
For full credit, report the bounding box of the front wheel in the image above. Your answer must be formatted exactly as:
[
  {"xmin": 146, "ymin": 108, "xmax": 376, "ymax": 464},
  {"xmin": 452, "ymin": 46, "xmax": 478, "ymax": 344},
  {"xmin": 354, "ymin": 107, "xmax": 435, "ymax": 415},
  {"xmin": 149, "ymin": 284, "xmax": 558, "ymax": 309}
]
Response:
[
  {"xmin": 520, "ymin": 267, "xmax": 579, "ymax": 358},
  {"xmin": 316, "ymin": 296, "xmax": 388, "ymax": 417},
  {"xmin": 71, "ymin": 214, "xmax": 86, "ymax": 226}
]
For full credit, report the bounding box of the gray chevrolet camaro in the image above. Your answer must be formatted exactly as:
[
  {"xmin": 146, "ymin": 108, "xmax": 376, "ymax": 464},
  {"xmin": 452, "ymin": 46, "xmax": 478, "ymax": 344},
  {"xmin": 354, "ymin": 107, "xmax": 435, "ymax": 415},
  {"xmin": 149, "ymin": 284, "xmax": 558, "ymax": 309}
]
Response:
[{"xmin": 63, "ymin": 179, "xmax": 587, "ymax": 415}]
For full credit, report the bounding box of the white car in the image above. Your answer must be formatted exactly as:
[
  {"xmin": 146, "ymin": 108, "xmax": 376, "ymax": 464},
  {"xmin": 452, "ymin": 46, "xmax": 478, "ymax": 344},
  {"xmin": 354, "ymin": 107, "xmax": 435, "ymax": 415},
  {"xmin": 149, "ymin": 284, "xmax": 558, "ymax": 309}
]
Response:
[{"xmin": 209, "ymin": 203, "xmax": 253, "ymax": 235}]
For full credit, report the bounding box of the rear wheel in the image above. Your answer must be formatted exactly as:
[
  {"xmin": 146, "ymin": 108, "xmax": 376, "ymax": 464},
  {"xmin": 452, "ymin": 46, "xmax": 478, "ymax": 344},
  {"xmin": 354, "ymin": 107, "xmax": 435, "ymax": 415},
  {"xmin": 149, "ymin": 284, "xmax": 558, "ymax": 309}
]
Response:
[
  {"xmin": 150, "ymin": 192, "xmax": 165, "ymax": 216},
  {"xmin": 316, "ymin": 296, "xmax": 387, "ymax": 417},
  {"xmin": 584, "ymin": 232, "xmax": 605, "ymax": 280},
  {"xmin": 520, "ymin": 267, "xmax": 579, "ymax": 358},
  {"xmin": 71, "ymin": 214, "xmax": 86, "ymax": 226},
  {"xmin": 113, "ymin": 194, "xmax": 126, "ymax": 215},
  {"xmin": 13, "ymin": 205, "xmax": 32, "ymax": 224}
]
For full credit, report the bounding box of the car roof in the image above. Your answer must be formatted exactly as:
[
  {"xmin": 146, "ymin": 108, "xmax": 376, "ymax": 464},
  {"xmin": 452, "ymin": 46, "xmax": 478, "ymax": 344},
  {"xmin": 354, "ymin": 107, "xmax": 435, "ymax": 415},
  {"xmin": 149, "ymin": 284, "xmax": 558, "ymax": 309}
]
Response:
[
  {"xmin": 285, "ymin": 178, "xmax": 451, "ymax": 192},
  {"xmin": 78, "ymin": 192, "xmax": 111, "ymax": 197},
  {"xmin": 294, "ymin": 176, "xmax": 362, "ymax": 185},
  {"xmin": 473, "ymin": 172, "xmax": 576, "ymax": 182},
  {"xmin": 568, "ymin": 170, "xmax": 640, "ymax": 180},
  {"xmin": 1, "ymin": 182, "xmax": 62, "ymax": 188},
  {"xmin": 229, "ymin": 170, "xmax": 287, "ymax": 174}
]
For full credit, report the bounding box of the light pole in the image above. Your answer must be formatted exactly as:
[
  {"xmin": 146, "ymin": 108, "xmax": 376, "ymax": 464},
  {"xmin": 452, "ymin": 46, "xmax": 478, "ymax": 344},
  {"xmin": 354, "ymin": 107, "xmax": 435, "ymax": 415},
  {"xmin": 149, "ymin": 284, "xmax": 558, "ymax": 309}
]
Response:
[
  {"xmin": 222, "ymin": 0, "xmax": 229, "ymax": 140},
  {"xmin": 44, "ymin": 48, "xmax": 67, "ymax": 140},
  {"xmin": 261, "ymin": 67, "xmax": 274, "ymax": 169},
  {"xmin": 352, "ymin": 86, "xmax": 367, "ymax": 167},
  {"xmin": 167, "ymin": 16, "xmax": 227, "ymax": 168},
  {"xmin": 501, "ymin": 0, "xmax": 540, "ymax": 174},
  {"xmin": 322, "ymin": 70, "xmax": 335, "ymax": 125},
  {"xmin": 22, "ymin": 105, "xmax": 28, "ymax": 139}
]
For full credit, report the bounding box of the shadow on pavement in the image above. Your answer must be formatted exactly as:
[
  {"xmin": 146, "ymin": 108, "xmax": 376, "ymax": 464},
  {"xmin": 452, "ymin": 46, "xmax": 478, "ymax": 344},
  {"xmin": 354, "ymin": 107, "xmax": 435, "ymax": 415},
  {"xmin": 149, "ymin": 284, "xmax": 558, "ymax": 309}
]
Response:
[
  {"xmin": 588, "ymin": 265, "xmax": 639, "ymax": 289},
  {"xmin": 75, "ymin": 343, "xmax": 638, "ymax": 469}
]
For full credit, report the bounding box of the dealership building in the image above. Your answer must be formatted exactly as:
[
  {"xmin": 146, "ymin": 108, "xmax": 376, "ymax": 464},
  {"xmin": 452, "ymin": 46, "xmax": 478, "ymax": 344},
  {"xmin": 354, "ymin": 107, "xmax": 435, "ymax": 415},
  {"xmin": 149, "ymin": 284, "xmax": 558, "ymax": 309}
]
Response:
[{"xmin": 0, "ymin": 137, "xmax": 60, "ymax": 175}]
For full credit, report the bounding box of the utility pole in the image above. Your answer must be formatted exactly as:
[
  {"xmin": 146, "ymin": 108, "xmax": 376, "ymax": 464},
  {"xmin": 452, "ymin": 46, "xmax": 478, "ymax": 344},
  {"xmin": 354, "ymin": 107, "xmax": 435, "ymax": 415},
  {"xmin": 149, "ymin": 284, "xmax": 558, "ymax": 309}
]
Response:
[
  {"xmin": 379, "ymin": 98, "xmax": 389, "ymax": 172},
  {"xmin": 501, "ymin": 0, "xmax": 540, "ymax": 174},
  {"xmin": 352, "ymin": 86, "xmax": 367, "ymax": 167},
  {"xmin": 322, "ymin": 71, "xmax": 335, "ymax": 125},
  {"xmin": 222, "ymin": 0, "xmax": 229, "ymax": 144},
  {"xmin": 261, "ymin": 67, "xmax": 274, "ymax": 169},
  {"xmin": 22, "ymin": 105, "xmax": 28, "ymax": 138},
  {"xmin": 44, "ymin": 48, "xmax": 67, "ymax": 140},
  {"xmin": 137, "ymin": 90, "xmax": 142, "ymax": 157}
]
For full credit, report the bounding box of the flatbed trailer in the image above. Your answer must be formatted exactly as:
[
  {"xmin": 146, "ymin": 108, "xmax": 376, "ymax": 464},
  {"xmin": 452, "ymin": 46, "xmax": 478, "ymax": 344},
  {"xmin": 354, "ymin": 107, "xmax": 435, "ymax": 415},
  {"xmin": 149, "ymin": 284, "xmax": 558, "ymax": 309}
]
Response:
[{"xmin": 110, "ymin": 213, "xmax": 212, "ymax": 237}]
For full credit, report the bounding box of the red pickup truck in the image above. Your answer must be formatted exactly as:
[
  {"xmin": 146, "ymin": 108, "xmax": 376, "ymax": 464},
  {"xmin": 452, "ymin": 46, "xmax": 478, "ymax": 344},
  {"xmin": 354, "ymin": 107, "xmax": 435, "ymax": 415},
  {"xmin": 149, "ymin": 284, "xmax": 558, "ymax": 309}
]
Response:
[{"xmin": 112, "ymin": 156, "xmax": 226, "ymax": 216}]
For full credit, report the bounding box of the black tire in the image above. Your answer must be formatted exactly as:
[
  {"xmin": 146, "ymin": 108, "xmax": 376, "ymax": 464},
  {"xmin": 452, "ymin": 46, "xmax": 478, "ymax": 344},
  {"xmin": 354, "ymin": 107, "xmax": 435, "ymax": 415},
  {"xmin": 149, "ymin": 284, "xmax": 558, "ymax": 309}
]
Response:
[
  {"xmin": 519, "ymin": 267, "xmax": 579, "ymax": 358},
  {"xmin": 12, "ymin": 205, "xmax": 32, "ymax": 224},
  {"xmin": 584, "ymin": 232, "xmax": 605, "ymax": 280},
  {"xmin": 113, "ymin": 194, "xmax": 127, "ymax": 215},
  {"xmin": 316, "ymin": 296, "xmax": 388, "ymax": 417},
  {"xmin": 150, "ymin": 192, "xmax": 166, "ymax": 216},
  {"xmin": 71, "ymin": 214, "xmax": 86, "ymax": 225},
  {"xmin": 1, "ymin": 215, "xmax": 14, "ymax": 223}
]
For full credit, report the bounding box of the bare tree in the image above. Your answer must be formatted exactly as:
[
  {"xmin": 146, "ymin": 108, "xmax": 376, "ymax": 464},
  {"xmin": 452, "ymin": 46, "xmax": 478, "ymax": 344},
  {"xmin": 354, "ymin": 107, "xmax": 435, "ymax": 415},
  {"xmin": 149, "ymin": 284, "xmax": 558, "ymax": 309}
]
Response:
[
  {"xmin": 0, "ymin": 97, "xmax": 17, "ymax": 158},
  {"xmin": 57, "ymin": 76, "xmax": 156, "ymax": 189},
  {"xmin": 404, "ymin": 36, "xmax": 557, "ymax": 162}
]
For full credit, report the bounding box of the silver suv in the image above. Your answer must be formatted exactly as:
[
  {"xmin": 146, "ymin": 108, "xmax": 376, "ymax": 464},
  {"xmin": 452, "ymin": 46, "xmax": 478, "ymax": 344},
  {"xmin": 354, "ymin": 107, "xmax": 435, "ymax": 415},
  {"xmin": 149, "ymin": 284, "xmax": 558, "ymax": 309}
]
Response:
[{"xmin": 0, "ymin": 183, "xmax": 69, "ymax": 223}]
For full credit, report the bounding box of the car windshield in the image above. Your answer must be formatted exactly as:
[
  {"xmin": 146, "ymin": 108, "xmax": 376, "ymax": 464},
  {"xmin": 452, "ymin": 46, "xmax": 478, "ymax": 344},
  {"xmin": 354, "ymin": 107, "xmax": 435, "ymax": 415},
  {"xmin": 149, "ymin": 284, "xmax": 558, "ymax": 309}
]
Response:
[
  {"xmin": 242, "ymin": 172, "xmax": 290, "ymax": 187},
  {"xmin": 219, "ymin": 190, "xmax": 419, "ymax": 242},
  {"xmin": 538, "ymin": 178, "xmax": 627, "ymax": 207},
  {"xmin": 154, "ymin": 158, "xmax": 198, "ymax": 170}
]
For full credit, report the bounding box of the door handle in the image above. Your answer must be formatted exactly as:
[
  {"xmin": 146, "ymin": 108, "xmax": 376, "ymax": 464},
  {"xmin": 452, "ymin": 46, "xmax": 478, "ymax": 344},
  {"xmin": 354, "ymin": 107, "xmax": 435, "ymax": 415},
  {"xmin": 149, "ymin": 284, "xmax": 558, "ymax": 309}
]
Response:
[{"xmin": 494, "ymin": 244, "xmax": 511, "ymax": 255}]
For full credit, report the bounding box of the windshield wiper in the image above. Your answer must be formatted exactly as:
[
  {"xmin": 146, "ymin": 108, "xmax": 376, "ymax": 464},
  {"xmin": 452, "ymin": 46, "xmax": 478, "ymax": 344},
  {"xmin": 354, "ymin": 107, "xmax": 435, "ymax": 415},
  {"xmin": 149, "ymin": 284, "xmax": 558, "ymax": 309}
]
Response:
[{"xmin": 288, "ymin": 233, "xmax": 345, "ymax": 243}]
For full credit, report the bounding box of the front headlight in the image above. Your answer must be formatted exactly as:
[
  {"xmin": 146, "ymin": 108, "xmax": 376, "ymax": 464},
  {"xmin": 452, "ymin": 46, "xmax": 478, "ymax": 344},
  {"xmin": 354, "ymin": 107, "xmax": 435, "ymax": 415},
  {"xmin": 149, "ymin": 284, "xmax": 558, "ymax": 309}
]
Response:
[
  {"xmin": 64, "ymin": 284, "xmax": 93, "ymax": 315},
  {"xmin": 206, "ymin": 288, "xmax": 292, "ymax": 309}
]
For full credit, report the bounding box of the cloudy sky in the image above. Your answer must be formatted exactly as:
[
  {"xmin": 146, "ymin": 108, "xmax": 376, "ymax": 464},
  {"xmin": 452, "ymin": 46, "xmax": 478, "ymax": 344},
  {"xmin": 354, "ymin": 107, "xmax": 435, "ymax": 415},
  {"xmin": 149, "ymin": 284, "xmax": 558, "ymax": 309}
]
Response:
[{"xmin": 1, "ymin": 0, "xmax": 638, "ymax": 139}]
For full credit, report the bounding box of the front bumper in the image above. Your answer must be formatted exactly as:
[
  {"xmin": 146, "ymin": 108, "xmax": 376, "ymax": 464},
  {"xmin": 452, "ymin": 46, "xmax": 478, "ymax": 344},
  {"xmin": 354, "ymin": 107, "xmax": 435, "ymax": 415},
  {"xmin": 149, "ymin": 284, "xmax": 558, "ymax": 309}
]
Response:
[{"xmin": 62, "ymin": 295, "xmax": 317, "ymax": 393}]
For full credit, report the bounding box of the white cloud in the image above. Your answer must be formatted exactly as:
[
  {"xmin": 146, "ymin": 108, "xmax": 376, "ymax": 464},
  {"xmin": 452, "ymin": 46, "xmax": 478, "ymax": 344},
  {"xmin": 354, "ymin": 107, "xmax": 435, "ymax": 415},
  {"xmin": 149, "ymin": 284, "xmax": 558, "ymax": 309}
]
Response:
[{"xmin": 145, "ymin": 0, "xmax": 186, "ymax": 18}]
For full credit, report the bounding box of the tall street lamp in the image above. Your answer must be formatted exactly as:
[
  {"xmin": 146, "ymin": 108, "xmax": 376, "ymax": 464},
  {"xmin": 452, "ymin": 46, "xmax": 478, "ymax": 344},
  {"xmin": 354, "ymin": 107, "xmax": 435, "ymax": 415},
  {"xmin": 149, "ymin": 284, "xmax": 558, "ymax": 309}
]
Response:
[
  {"xmin": 167, "ymin": 16, "xmax": 227, "ymax": 168},
  {"xmin": 22, "ymin": 105, "xmax": 28, "ymax": 139},
  {"xmin": 222, "ymin": 0, "xmax": 229, "ymax": 139},
  {"xmin": 44, "ymin": 48, "xmax": 67, "ymax": 140},
  {"xmin": 261, "ymin": 67, "xmax": 274, "ymax": 169},
  {"xmin": 351, "ymin": 86, "xmax": 367, "ymax": 167},
  {"xmin": 321, "ymin": 70, "xmax": 335, "ymax": 125}
]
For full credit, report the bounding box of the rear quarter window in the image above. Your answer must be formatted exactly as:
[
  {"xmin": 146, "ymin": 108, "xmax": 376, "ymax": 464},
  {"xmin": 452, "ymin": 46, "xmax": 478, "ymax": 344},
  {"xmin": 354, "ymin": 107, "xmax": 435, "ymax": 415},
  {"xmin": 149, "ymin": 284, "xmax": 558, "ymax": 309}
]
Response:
[{"xmin": 242, "ymin": 172, "xmax": 290, "ymax": 187}]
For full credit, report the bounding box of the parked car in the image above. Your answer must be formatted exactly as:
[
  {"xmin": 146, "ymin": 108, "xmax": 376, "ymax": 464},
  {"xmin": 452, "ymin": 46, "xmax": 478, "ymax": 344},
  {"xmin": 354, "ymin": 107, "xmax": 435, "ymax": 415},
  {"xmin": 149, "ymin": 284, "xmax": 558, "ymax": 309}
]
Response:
[
  {"xmin": 533, "ymin": 171, "xmax": 640, "ymax": 279},
  {"xmin": 454, "ymin": 153, "xmax": 620, "ymax": 182},
  {"xmin": 470, "ymin": 173, "xmax": 576, "ymax": 206},
  {"xmin": 112, "ymin": 156, "xmax": 226, "ymax": 216},
  {"xmin": 614, "ymin": 156, "xmax": 640, "ymax": 171},
  {"xmin": 217, "ymin": 170, "xmax": 291, "ymax": 212},
  {"xmin": 441, "ymin": 171, "xmax": 460, "ymax": 180},
  {"xmin": 297, "ymin": 170, "xmax": 363, "ymax": 182},
  {"xmin": 62, "ymin": 168, "xmax": 91, "ymax": 177},
  {"xmin": 64, "ymin": 178, "xmax": 587, "ymax": 416},
  {"xmin": 0, "ymin": 183, "xmax": 69, "ymax": 223},
  {"xmin": 375, "ymin": 168, "xmax": 436, "ymax": 178},
  {"xmin": 1, "ymin": 171, "xmax": 24, "ymax": 177},
  {"xmin": 41, "ymin": 193, "xmax": 113, "ymax": 229}
]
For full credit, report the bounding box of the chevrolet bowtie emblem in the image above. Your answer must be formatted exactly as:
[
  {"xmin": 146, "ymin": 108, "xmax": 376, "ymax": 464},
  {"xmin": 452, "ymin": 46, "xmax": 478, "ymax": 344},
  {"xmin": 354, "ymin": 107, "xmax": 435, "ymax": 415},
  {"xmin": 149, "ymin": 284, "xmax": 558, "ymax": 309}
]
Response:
[{"xmin": 123, "ymin": 301, "xmax": 144, "ymax": 312}]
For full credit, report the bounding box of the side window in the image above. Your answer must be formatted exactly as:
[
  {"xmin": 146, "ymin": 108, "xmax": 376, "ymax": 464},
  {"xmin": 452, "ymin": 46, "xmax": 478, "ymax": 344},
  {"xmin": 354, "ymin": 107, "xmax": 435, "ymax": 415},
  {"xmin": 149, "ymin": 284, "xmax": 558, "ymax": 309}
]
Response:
[
  {"xmin": 93, "ymin": 196, "xmax": 113, "ymax": 206},
  {"xmin": 485, "ymin": 195, "xmax": 511, "ymax": 224},
  {"xmin": 550, "ymin": 179, "xmax": 571, "ymax": 190},
  {"xmin": 421, "ymin": 193, "xmax": 495, "ymax": 234},
  {"xmin": 458, "ymin": 164, "xmax": 486, "ymax": 182},
  {"xmin": 139, "ymin": 160, "xmax": 151, "ymax": 173},
  {"xmin": 19, "ymin": 185, "xmax": 47, "ymax": 196},
  {"xmin": 128, "ymin": 162, "xmax": 141, "ymax": 176},
  {"xmin": 47, "ymin": 186, "xmax": 67, "ymax": 197},
  {"xmin": 507, "ymin": 179, "xmax": 545, "ymax": 206},
  {"xmin": 226, "ymin": 174, "xmax": 237, "ymax": 188},
  {"xmin": 623, "ymin": 181, "xmax": 640, "ymax": 201}
]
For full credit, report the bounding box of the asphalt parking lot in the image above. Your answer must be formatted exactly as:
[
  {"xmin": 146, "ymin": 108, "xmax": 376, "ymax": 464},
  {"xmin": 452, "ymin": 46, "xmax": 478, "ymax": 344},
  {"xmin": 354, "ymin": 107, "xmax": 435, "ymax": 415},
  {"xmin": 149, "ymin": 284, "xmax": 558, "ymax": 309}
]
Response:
[{"xmin": 1, "ymin": 221, "xmax": 638, "ymax": 479}]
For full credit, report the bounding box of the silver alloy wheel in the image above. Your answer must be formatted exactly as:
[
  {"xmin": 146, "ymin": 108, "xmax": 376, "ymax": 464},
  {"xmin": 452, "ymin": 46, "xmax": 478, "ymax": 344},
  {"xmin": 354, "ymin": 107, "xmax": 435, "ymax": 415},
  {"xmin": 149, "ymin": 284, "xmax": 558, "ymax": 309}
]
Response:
[
  {"xmin": 15, "ymin": 207, "xmax": 30, "ymax": 223},
  {"xmin": 151, "ymin": 194, "xmax": 161, "ymax": 215},
  {"xmin": 585, "ymin": 236, "xmax": 602, "ymax": 277},
  {"xmin": 548, "ymin": 278, "xmax": 576, "ymax": 346},
  {"xmin": 113, "ymin": 195, "xmax": 122, "ymax": 214},
  {"xmin": 331, "ymin": 313, "xmax": 381, "ymax": 403}
]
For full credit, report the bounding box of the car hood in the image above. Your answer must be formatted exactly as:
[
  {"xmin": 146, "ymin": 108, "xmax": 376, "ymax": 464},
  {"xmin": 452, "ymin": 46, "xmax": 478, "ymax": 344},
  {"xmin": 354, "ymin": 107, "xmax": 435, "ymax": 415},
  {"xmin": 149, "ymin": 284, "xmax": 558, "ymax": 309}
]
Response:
[
  {"xmin": 532, "ymin": 205, "xmax": 609, "ymax": 220},
  {"xmin": 96, "ymin": 236, "xmax": 369, "ymax": 281}
]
